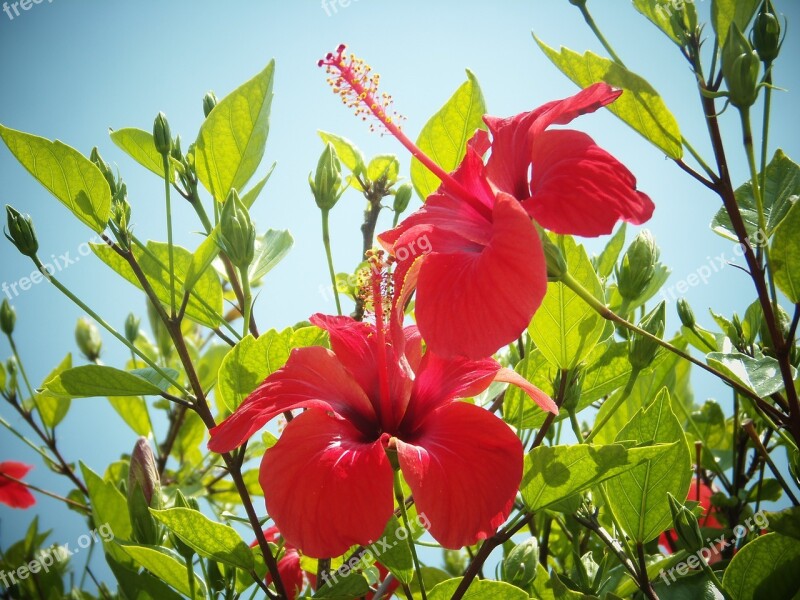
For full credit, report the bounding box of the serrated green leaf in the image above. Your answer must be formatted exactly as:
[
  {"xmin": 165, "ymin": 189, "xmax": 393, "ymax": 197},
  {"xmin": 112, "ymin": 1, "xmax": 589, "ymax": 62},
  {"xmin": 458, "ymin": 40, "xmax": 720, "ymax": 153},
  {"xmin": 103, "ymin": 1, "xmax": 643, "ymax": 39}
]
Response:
[
  {"xmin": 0, "ymin": 124, "xmax": 111, "ymax": 232},
  {"xmin": 109, "ymin": 127, "xmax": 174, "ymax": 182},
  {"xmin": 318, "ymin": 130, "xmax": 366, "ymax": 175},
  {"xmin": 605, "ymin": 389, "xmax": 692, "ymax": 543},
  {"xmin": 711, "ymin": 0, "xmax": 760, "ymax": 45},
  {"xmin": 195, "ymin": 61, "xmax": 275, "ymax": 202},
  {"xmin": 520, "ymin": 442, "xmax": 672, "ymax": 512},
  {"xmin": 35, "ymin": 354, "xmax": 72, "ymax": 428},
  {"xmin": 107, "ymin": 396, "xmax": 152, "ymax": 436},
  {"xmin": 428, "ymin": 578, "xmax": 529, "ymax": 600},
  {"xmin": 249, "ymin": 229, "xmax": 294, "ymax": 282},
  {"xmin": 411, "ymin": 70, "xmax": 486, "ymax": 200},
  {"xmin": 534, "ymin": 38, "xmax": 682, "ymax": 159},
  {"xmin": 722, "ymin": 533, "xmax": 800, "ymax": 599},
  {"xmin": 772, "ymin": 198, "xmax": 800, "ymax": 302},
  {"xmin": 706, "ymin": 351, "xmax": 794, "ymax": 397},
  {"xmin": 530, "ymin": 236, "xmax": 606, "ymax": 369},
  {"xmin": 712, "ymin": 150, "xmax": 799, "ymax": 243},
  {"xmin": 116, "ymin": 543, "xmax": 205, "ymax": 598},
  {"xmin": 45, "ymin": 365, "xmax": 162, "ymax": 398},
  {"xmin": 151, "ymin": 507, "xmax": 253, "ymax": 570}
]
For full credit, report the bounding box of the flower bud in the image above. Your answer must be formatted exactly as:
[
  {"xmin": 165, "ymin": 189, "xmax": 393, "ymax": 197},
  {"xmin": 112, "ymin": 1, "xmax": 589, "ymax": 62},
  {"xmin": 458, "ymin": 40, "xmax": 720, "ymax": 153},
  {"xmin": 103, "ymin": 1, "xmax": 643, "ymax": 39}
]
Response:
[
  {"xmin": 752, "ymin": 0, "xmax": 781, "ymax": 63},
  {"xmin": 217, "ymin": 189, "xmax": 256, "ymax": 269},
  {"xmin": 560, "ymin": 370, "xmax": 583, "ymax": 413},
  {"xmin": 722, "ymin": 24, "xmax": 761, "ymax": 109},
  {"xmin": 203, "ymin": 91, "xmax": 218, "ymax": 118},
  {"xmin": 668, "ymin": 493, "xmax": 705, "ymax": 552},
  {"xmin": 124, "ymin": 313, "xmax": 140, "ymax": 344},
  {"xmin": 5, "ymin": 206, "xmax": 39, "ymax": 258},
  {"xmin": 629, "ymin": 301, "xmax": 666, "ymax": 371},
  {"xmin": 90, "ymin": 147, "xmax": 118, "ymax": 196},
  {"xmin": 170, "ymin": 134, "xmax": 184, "ymax": 163},
  {"xmin": 75, "ymin": 317, "xmax": 102, "ymax": 362},
  {"xmin": 127, "ymin": 437, "xmax": 162, "ymax": 545},
  {"xmin": 309, "ymin": 143, "xmax": 345, "ymax": 211},
  {"xmin": 668, "ymin": 0, "xmax": 699, "ymax": 47},
  {"xmin": 153, "ymin": 112, "xmax": 172, "ymax": 156},
  {"xmin": 677, "ymin": 298, "xmax": 696, "ymax": 329},
  {"xmin": 0, "ymin": 300, "xmax": 15, "ymax": 336},
  {"xmin": 568, "ymin": 0, "xmax": 586, "ymax": 5},
  {"xmin": 393, "ymin": 182, "xmax": 413, "ymax": 215},
  {"xmin": 502, "ymin": 537, "xmax": 539, "ymax": 588},
  {"xmin": 616, "ymin": 230, "xmax": 659, "ymax": 302},
  {"xmin": 540, "ymin": 234, "xmax": 568, "ymax": 280}
]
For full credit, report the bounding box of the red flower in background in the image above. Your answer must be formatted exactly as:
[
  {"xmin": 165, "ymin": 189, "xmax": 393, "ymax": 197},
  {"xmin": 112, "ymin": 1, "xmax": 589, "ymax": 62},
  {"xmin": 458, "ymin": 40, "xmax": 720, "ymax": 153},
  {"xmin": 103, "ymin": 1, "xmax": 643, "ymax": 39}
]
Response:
[
  {"xmin": 209, "ymin": 264, "xmax": 556, "ymax": 558},
  {"xmin": 0, "ymin": 461, "xmax": 36, "ymax": 509},
  {"xmin": 320, "ymin": 46, "xmax": 653, "ymax": 359},
  {"xmin": 253, "ymin": 527, "xmax": 311, "ymax": 600}
]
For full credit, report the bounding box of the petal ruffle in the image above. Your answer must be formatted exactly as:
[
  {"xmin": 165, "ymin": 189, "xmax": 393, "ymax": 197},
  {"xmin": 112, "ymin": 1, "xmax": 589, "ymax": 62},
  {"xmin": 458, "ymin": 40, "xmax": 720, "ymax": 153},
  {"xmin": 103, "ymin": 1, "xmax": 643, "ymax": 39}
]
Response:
[
  {"xmin": 415, "ymin": 192, "xmax": 546, "ymax": 359},
  {"xmin": 395, "ymin": 402, "xmax": 522, "ymax": 549},
  {"xmin": 208, "ymin": 346, "xmax": 376, "ymax": 453},
  {"xmin": 261, "ymin": 409, "xmax": 394, "ymax": 558}
]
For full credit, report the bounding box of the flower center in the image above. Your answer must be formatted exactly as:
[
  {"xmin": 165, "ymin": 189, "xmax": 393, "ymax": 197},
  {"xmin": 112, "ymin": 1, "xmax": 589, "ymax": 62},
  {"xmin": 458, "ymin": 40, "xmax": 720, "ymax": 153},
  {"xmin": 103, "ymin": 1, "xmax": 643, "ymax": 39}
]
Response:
[{"xmin": 364, "ymin": 250, "xmax": 395, "ymax": 429}]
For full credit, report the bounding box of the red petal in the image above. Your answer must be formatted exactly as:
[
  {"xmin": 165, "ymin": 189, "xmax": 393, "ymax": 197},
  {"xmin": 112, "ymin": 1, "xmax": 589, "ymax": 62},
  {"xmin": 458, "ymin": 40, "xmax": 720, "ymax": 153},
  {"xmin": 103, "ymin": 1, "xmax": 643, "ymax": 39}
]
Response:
[
  {"xmin": 494, "ymin": 368, "xmax": 558, "ymax": 414},
  {"xmin": 396, "ymin": 402, "xmax": 522, "ymax": 549},
  {"xmin": 0, "ymin": 462, "xmax": 35, "ymax": 509},
  {"xmin": 270, "ymin": 548, "xmax": 305, "ymax": 600},
  {"xmin": 261, "ymin": 409, "xmax": 394, "ymax": 558},
  {"xmin": 529, "ymin": 83, "xmax": 622, "ymax": 134},
  {"xmin": 208, "ymin": 346, "xmax": 376, "ymax": 453},
  {"xmin": 415, "ymin": 192, "xmax": 546, "ymax": 358},
  {"xmin": 523, "ymin": 129, "xmax": 654, "ymax": 236}
]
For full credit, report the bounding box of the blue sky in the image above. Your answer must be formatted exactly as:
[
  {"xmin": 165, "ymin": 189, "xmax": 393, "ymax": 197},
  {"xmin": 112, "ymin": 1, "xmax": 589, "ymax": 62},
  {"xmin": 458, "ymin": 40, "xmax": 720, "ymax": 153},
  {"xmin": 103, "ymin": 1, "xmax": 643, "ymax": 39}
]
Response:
[{"xmin": 1, "ymin": 0, "xmax": 799, "ymax": 590}]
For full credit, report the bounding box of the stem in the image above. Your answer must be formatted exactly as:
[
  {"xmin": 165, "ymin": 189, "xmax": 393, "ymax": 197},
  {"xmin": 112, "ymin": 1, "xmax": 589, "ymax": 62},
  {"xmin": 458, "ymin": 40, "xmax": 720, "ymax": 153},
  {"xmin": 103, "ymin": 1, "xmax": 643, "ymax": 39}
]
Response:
[
  {"xmin": 239, "ymin": 266, "xmax": 253, "ymax": 339},
  {"xmin": 584, "ymin": 369, "xmax": 640, "ymax": 443},
  {"xmin": 743, "ymin": 419, "xmax": 800, "ymax": 505},
  {"xmin": 321, "ymin": 209, "xmax": 342, "ymax": 316},
  {"xmin": 393, "ymin": 470, "xmax": 426, "ymax": 600},
  {"xmin": 162, "ymin": 154, "xmax": 177, "ymax": 317},
  {"xmin": 681, "ymin": 136, "xmax": 719, "ymax": 182},
  {"xmin": 575, "ymin": 3, "xmax": 626, "ymax": 66},
  {"xmin": 186, "ymin": 555, "xmax": 196, "ymax": 600},
  {"xmin": 5, "ymin": 333, "xmax": 47, "ymax": 433},
  {"xmin": 635, "ymin": 542, "xmax": 658, "ymax": 600},
  {"xmin": 0, "ymin": 415, "xmax": 56, "ymax": 465}
]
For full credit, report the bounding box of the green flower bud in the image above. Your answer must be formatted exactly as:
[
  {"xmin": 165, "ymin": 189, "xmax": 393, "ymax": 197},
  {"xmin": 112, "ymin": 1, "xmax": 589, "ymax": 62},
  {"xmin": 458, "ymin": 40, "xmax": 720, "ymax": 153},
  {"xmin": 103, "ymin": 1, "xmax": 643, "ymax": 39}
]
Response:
[
  {"xmin": 722, "ymin": 23, "xmax": 761, "ymax": 109},
  {"xmin": 752, "ymin": 0, "xmax": 781, "ymax": 63},
  {"xmin": 0, "ymin": 300, "xmax": 15, "ymax": 336},
  {"xmin": 560, "ymin": 370, "xmax": 583, "ymax": 413},
  {"xmin": 502, "ymin": 537, "xmax": 539, "ymax": 588},
  {"xmin": 615, "ymin": 230, "xmax": 659, "ymax": 302},
  {"xmin": 203, "ymin": 91, "xmax": 218, "ymax": 118},
  {"xmin": 153, "ymin": 112, "xmax": 172, "ymax": 156},
  {"xmin": 217, "ymin": 189, "xmax": 256, "ymax": 269},
  {"xmin": 668, "ymin": 0, "xmax": 699, "ymax": 47},
  {"xmin": 6, "ymin": 358, "xmax": 18, "ymax": 396},
  {"xmin": 170, "ymin": 134, "xmax": 184, "ymax": 163},
  {"xmin": 309, "ymin": 143, "xmax": 345, "ymax": 211},
  {"xmin": 393, "ymin": 182, "xmax": 413, "ymax": 215},
  {"xmin": 127, "ymin": 437, "xmax": 163, "ymax": 545},
  {"xmin": 668, "ymin": 493, "xmax": 705, "ymax": 552},
  {"xmin": 629, "ymin": 301, "xmax": 666, "ymax": 371},
  {"xmin": 5, "ymin": 206, "xmax": 39, "ymax": 258},
  {"xmin": 124, "ymin": 313, "xmax": 140, "ymax": 344},
  {"xmin": 75, "ymin": 317, "xmax": 102, "ymax": 362},
  {"xmin": 90, "ymin": 147, "xmax": 117, "ymax": 196},
  {"xmin": 540, "ymin": 234, "xmax": 568, "ymax": 280},
  {"xmin": 677, "ymin": 298, "xmax": 696, "ymax": 329}
]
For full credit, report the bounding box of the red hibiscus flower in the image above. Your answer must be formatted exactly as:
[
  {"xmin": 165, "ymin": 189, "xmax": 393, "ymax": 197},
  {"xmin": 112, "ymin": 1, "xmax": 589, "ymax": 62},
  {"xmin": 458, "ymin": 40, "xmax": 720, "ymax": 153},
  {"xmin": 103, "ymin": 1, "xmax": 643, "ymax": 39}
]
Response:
[
  {"xmin": 659, "ymin": 477, "xmax": 723, "ymax": 555},
  {"xmin": 0, "ymin": 461, "xmax": 36, "ymax": 509},
  {"xmin": 319, "ymin": 45, "xmax": 653, "ymax": 359},
  {"xmin": 209, "ymin": 264, "xmax": 556, "ymax": 558},
  {"xmin": 253, "ymin": 526, "xmax": 312, "ymax": 600}
]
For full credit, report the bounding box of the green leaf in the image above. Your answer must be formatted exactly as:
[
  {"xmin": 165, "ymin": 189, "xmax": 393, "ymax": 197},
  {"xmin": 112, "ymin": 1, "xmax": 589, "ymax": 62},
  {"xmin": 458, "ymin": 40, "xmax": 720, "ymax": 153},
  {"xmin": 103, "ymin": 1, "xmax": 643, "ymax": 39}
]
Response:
[
  {"xmin": 109, "ymin": 127, "xmax": 174, "ymax": 182},
  {"xmin": 195, "ymin": 60, "xmax": 275, "ymax": 202},
  {"xmin": 712, "ymin": 149, "xmax": 800, "ymax": 243},
  {"xmin": 0, "ymin": 124, "xmax": 111, "ymax": 232},
  {"xmin": 534, "ymin": 38, "xmax": 682, "ymax": 159},
  {"xmin": 240, "ymin": 163, "xmax": 275, "ymax": 209},
  {"xmin": 765, "ymin": 507, "xmax": 800, "ymax": 540},
  {"xmin": 772, "ymin": 198, "xmax": 800, "ymax": 302},
  {"xmin": 652, "ymin": 571, "xmax": 729, "ymax": 599},
  {"xmin": 35, "ymin": 354, "xmax": 72, "ymax": 428},
  {"xmin": 711, "ymin": 0, "xmax": 760, "ymax": 45},
  {"xmin": 632, "ymin": 0, "xmax": 696, "ymax": 45},
  {"xmin": 503, "ymin": 350, "xmax": 558, "ymax": 430},
  {"xmin": 45, "ymin": 365, "xmax": 163, "ymax": 398},
  {"xmin": 595, "ymin": 223, "xmax": 627, "ymax": 279},
  {"xmin": 722, "ymin": 533, "xmax": 800, "ymax": 599},
  {"xmin": 107, "ymin": 396, "xmax": 152, "ymax": 436},
  {"xmin": 249, "ymin": 229, "xmax": 294, "ymax": 282},
  {"xmin": 375, "ymin": 516, "xmax": 414, "ymax": 584},
  {"xmin": 605, "ymin": 389, "xmax": 693, "ymax": 543},
  {"xmin": 184, "ymin": 231, "xmax": 220, "ymax": 295},
  {"xmin": 107, "ymin": 553, "xmax": 185, "ymax": 600},
  {"xmin": 313, "ymin": 572, "xmax": 371, "ymax": 599},
  {"xmin": 411, "ymin": 70, "xmax": 486, "ymax": 200},
  {"xmin": 117, "ymin": 543, "xmax": 205, "ymax": 598},
  {"xmin": 216, "ymin": 330, "xmax": 291, "ymax": 411},
  {"xmin": 366, "ymin": 154, "xmax": 400, "ymax": 184},
  {"xmin": 318, "ymin": 130, "xmax": 366, "ymax": 175},
  {"xmin": 173, "ymin": 411, "xmax": 206, "ymax": 466},
  {"xmin": 520, "ymin": 442, "xmax": 672, "ymax": 512},
  {"xmin": 80, "ymin": 462, "xmax": 132, "ymax": 541},
  {"xmin": 706, "ymin": 351, "xmax": 794, "ymax": 397},
  {"xmin": 428, "ymin": 578, "xmax": 529, "ymax": 600},
  {"xmin": 530, "ymin": 236, "xmax": 606, "ymax": 369},
  {"xmin": 151, "ymin": 507, "xmax": 253, "ymax": 570},
  {"xmin": 92, "ymin": 241, "xmax": 223, "ymax": 328}
]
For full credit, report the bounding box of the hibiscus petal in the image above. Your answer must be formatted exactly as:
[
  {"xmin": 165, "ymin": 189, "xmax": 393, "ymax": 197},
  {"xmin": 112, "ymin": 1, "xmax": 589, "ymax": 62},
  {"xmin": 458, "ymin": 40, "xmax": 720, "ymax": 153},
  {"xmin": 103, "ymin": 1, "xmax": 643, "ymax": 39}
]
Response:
[
  {"xmin": 524, "ymin": 129, "xmax": 654, "ymax": 236},
  {"xmin": 530, "ymin": 83, "xmax": 622, "ymax": 134},
  {"xmin": 0, "ymin": 462, "xmax": 35, "ymax": 509},
  {"xmin": 494, "ymin": 367, "xmax": 558, "ymax": 414},
  {"xmin": 261, "ymin": 410, "xmax": 394, "ymax": 558},
  {"xmin": 415, "ymin": 192, "xmax": 547, "ymax": 359},
  {"xmin": 395, "ymin": 402, "xmax": 522, "ymax": 549},
  {"xmin": 208, "ymin": 346, "xmax": 376, "ymax": 453}
]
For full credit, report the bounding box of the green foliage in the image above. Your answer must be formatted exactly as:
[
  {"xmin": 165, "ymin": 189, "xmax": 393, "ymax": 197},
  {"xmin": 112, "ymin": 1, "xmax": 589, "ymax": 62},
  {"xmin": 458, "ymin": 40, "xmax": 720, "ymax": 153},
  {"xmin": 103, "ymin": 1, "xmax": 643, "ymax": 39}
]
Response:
[
  {"xmin": 110, "ymin": 127, "xmax": 175, "ymax": 182},
  {"xmin": 44, "ymin": 364, "xmax": 164, "ymax": 398},
  {"xmin": 722, "ymin": 533, "xmax": 800, "ymax": 599},
  {"xmin": 428, "ymin": 578, "xmax": 529, "ymax": 600},
  {"xmin": 772, "ymin": 197, "xmax": 800, "ymax": 302}
]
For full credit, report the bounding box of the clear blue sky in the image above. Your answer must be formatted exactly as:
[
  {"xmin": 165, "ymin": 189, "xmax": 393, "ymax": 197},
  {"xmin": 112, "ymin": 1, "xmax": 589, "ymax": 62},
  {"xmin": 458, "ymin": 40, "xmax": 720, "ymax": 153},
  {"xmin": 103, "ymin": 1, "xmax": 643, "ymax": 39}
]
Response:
[{"xmin": 1, "ymin": 0, "xmax": 799, "ymax": 589}]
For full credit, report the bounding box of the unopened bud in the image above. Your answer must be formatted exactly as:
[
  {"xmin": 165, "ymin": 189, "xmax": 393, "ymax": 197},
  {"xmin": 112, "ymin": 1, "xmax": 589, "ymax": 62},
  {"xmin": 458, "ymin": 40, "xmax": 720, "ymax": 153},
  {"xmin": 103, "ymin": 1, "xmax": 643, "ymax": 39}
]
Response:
[
  {"xmin": 309, "ymin": 143, "xmax": 345, "ymax": 211},
  {"xmin": 5, "ymin": 206, "xmax": 39, "ymax": 258},
  {"xmin": 722, "ymin": 24, "xmax": 761, "ymax": 109},
  {"xmin": 153, "ymin": 112, "xmax": 172, "ymax": 156},
  {"xmin": 127, "ymin": 437, "xmax": 162, "ymax": 545},
  {"xmin": 393, "ymin": 182, "xmax": 413, "ymax": 215},
  {"xmin": 560, "ymin": 370, "xmax": 583, "ymax": 413},
  {"xmin": 616, "ymin": 230, "xmax": 659, "ymax": 301},
  {"xmin": 90, "ymin": 147, "xmax": 118, "ymax": 196},
  {"xmin": 203, "ymin": 91, "xmax": 218, "ymax": 118},
  {"xmin": 752, "ymin": 0, "xmax": 781, "ymax": 63},
  {"xmin": 75, "ymin": 317, "xmax": 102, "ymax": 362},
  {"xmin": 217, "ymin": 189, "xmax": 256, "ymax": 269},
  {"xmin": 502, "ymin": 537, "xmax": 539, "ymax": 588},
  {"xmin": 0, "ymin": 300, "xmax": 15, "ymax": 336},
  {"xmin": 541, "ymin": 234, "xmax": 568, "ymax": 280},
  {"xmin": 629, "ymin": 301, "xmax": 666, "ymax": 370},
  {"xmin": 124, "ymin": 313, "xmax": 140, "ymax": 344},
  {"xmin": 668, "ymin": 493, "xmax": 704, "ymax": 552},
  {"xmin": 677, "ymin": 298, "xmax": 696, "ymax": 329}
]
